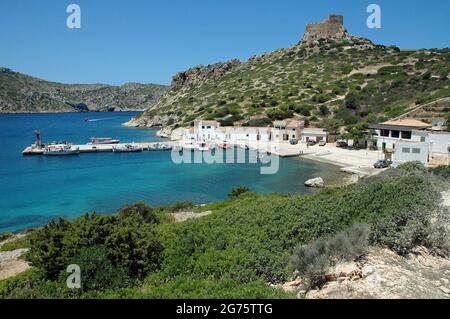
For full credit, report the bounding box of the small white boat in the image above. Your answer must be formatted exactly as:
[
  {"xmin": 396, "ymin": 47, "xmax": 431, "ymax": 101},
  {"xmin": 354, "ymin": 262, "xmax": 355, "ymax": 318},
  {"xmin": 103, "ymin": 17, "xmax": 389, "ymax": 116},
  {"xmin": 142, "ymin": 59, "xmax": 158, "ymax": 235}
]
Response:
[
  {"xmin": 148, "ymin": 143, "xmax": 172, "ymax": 151},
  {"xmin": 196, "ymin": 141, "xmax": 210, "ymax": 152},
  {"xmin": 44, "ymin": 145, "xmax": 80, "ymax": 156},
  {"xmin": 112, "ymin": 143, "xmax": 143, "ymax": 153}
]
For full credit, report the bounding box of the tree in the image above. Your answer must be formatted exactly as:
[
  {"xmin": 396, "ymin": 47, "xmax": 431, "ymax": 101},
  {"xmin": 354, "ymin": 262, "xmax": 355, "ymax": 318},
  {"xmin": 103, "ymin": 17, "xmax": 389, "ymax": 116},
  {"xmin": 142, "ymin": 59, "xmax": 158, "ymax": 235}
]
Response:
[
  {"xmin": 319, "ymin": 105, "xmax": 330, "ymax": 116},
  {"xmin": 321, "ymin": 118, "xmax": 344, "ymax": 135}
]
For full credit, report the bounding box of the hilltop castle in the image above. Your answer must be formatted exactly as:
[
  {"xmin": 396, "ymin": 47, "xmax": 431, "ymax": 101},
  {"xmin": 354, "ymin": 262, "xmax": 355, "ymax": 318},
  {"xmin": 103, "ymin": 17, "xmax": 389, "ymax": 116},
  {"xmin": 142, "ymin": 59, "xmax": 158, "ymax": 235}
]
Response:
[{"xmin": 301, "ymin": 15, "xmax": 350, "ymax": 43}]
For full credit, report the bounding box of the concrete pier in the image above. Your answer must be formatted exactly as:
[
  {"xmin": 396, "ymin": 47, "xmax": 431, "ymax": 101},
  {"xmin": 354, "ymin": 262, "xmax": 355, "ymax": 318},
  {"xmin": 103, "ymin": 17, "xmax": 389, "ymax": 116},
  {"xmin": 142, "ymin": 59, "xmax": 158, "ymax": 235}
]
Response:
[{"xmin": 22, "ymin": 141, "xmax": 178, "ymax": 156}]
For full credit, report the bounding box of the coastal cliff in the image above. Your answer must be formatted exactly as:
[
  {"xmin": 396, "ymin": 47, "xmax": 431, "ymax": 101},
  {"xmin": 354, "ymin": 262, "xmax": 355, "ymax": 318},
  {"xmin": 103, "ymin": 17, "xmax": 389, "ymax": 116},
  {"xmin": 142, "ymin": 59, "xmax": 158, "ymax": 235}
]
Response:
[{"xmin": 0, "ymin": 68, "xmax": 168, "ymax": 113}]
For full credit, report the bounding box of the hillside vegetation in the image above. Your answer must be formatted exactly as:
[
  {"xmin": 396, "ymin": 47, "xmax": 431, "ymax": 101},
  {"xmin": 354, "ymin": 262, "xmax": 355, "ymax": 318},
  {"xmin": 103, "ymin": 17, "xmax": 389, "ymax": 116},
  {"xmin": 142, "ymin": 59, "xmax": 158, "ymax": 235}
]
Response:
[
  {"xmin": 0, "ymin": 164, "xmax": 448, "ymax": 298},
  {"xmin": 129, "ymin": 37, "xmax": 450, "ymax": 128},
  {"xmin": 0, "ymin": 68, "xmax": 168, "ymax": 113}
]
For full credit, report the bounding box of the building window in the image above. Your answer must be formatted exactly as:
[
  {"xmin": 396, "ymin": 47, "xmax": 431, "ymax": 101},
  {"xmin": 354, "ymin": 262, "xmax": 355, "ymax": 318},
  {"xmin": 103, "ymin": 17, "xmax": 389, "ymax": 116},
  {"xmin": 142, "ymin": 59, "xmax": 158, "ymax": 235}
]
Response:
[
  {"xmin": 380, "ymin": 129, "xmax": 389, "ymax": 137},
  {"xmin": 207, "ymin": 126, "xmax": 211, "ymax": 129},
  {"xmin": 412, "ymin": 148, "xmax": 421, "ymax": 154},
  {"xmin": 402, "ymin": 147, "xmax": 410, "ymax": 153},
  {"xmin": 202, "ymin": 126, "xmax": 205, "ymax": 129},
  {"xmin": 420, "ymin": 136, "xmax": 426, "ymax": 142},
  {"xmin": 401, "ymin": 131, "xmax": 412, "ymax": 139},
  {"xmin": 391, "ymin": 130, "xmax": 400, "ymax": 138}
]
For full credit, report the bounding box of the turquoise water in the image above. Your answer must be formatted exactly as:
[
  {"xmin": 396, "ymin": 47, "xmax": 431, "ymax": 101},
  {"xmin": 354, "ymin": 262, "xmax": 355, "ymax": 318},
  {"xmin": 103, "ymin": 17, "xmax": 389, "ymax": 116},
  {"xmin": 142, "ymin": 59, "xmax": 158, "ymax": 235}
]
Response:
[{"xmin": 0, "ymin": 112, "xmax": 338, "ymax": 232}]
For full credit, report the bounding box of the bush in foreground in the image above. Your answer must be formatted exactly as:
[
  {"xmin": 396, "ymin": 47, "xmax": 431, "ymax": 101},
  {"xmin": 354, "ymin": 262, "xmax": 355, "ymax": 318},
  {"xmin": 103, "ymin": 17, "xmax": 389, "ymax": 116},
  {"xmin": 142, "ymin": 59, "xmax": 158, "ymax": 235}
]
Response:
[{"xmin": 291, "ymin": 224, "xmax": 370, "ymax": 288}]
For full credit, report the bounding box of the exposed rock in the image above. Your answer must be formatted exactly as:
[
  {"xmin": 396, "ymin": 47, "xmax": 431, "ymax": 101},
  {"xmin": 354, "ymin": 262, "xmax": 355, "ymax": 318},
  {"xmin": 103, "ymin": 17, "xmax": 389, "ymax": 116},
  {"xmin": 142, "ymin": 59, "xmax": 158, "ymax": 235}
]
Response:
[
  {"xmin": 440, "ymin": 286, "xmax": 450, "ymax": 294},
  {"xmin": 305, "ymin": 177, "xmax": 325, "ymax": 188},
  {"xmin": 171, "ymin": 59, "xmax": 241, "ymax": 92},
  {"xmin": 334, "ymin": 261, "xmax": 361, "ymax": 278},
  {"xmin": 297, "ymin": 247, "xmax": 450, "ymax": 299},
  {"xmin": 171, "ymin": 211, "xmax": 212, "ymax": 223},
  {"xmin": 281, "ymin": 279, "xmax": 305, "ymax": 293},
  {"xmin": 0, "ymin": 248, "xmax": 30, "ymax": 280},
  {"xmin": 362, "ymin": 265, "xmax": 376, "ymax": 278}
]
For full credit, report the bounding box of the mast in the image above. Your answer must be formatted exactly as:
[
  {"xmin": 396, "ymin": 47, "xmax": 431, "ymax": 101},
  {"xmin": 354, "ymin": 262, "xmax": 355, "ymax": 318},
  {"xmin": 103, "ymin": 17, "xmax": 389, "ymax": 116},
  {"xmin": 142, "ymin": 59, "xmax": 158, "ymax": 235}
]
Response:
[{"xmin": 36, "ymin": 129, "xmax": 41, "ymax": 147}]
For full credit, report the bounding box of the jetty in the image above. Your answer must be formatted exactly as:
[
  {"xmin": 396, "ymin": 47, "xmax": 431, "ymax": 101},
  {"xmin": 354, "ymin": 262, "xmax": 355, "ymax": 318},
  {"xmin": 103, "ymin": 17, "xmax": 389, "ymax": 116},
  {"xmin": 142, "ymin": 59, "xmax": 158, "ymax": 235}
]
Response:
[{"xmin": 22, "ymin": 141, "xmax": 178, "ymax": 156}]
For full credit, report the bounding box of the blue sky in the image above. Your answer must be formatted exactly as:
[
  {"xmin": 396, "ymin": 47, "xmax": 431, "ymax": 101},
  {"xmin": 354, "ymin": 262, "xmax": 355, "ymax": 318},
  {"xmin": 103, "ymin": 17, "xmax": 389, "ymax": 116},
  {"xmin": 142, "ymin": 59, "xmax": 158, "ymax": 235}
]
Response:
[{"xmin": 0, "ymin": 0, "xmax": 449, "ymax": 85}]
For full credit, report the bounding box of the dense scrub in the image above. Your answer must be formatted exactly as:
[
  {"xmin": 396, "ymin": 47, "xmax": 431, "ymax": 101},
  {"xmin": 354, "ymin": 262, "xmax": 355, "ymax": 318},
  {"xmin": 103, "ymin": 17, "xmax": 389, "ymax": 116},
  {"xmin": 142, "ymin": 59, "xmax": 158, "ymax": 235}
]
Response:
[{"xmin": 0, "ymin": 166, "xmax": 447, "ymax": 298}]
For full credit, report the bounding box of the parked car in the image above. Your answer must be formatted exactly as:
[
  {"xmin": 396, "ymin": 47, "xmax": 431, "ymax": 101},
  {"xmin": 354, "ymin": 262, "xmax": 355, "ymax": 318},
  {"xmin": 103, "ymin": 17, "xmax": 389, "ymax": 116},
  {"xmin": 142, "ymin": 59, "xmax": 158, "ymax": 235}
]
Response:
[
  {"xmin": 336, "ymin": 141, "xmax": 348, "ymax": 148},
  {"xmin": 373, "ymin": 159, "xmax": 392, "ymax": 169},
  {"xmin": 307, "ymin": 140, "xmax": 316, "ymax": 146},
  {"xmin": 289, "ymin": 138, "xmax": 298, "ymax": 145},
  {"xmin": 318, "ymin": 140, "xmax": 326, "ymax": 147}
]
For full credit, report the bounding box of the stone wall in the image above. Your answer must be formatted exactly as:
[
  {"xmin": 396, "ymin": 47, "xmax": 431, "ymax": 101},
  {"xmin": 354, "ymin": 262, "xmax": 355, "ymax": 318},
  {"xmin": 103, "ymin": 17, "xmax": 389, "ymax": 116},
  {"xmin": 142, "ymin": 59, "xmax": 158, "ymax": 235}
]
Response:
[{"xmin": 302, "ymin": 15, "xmax": 349, "ymax": 43}]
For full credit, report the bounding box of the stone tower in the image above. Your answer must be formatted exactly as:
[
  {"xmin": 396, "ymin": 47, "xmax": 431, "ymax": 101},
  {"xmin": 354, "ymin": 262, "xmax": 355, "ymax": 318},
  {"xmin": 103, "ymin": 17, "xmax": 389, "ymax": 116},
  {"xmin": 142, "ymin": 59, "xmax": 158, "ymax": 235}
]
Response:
[{"xmin": 301, "ymin": 15, "xmax": 350, "ymax": 43}]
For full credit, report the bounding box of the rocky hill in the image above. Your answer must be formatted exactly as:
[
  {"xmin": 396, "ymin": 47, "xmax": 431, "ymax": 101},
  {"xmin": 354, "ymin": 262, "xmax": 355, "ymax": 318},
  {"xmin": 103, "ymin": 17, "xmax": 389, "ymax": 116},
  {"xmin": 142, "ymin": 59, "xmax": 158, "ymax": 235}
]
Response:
[
  {"xmin": 126, "ymin": 15, "xmax": 450, "ymax": 129},
  {"xmin": 0, "ymin": 68, "xmax": 168, "ymax": 113}
]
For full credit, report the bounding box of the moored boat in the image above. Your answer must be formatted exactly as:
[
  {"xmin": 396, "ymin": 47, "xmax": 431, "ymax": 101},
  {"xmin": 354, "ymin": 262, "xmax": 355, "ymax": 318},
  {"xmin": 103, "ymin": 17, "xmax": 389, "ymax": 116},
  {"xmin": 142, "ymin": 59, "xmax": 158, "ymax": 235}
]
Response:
[
  {"xmin": 90, "ymin": 137, "xmax": 120, "ymax": 145},
  {"xmin": 217, "ymin": 141, "xmax": 232, "ymax": 149},
  {"xmin": 195, "ymin": 141, "xmax": 211, "ymax": 152},
  {"xmin": 148, "ymin": 142, "xmax": 172, "ymax": 151},
  {"xmin": 182, "ymin": 139, "xmax": 196, "ymax": 151},
  {"xmin": 112, "ymin": 143, "xmax": 143, "ymax": 153},
  {"xmin": 44, "ymin": 145, "xmax": 80, "ymax": 156}
]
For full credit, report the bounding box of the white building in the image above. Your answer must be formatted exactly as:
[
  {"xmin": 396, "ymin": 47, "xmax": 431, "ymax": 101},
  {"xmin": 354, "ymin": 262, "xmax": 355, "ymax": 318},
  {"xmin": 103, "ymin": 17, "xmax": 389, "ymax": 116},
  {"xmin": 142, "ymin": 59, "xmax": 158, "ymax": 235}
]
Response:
[
  {"xmin": 215, "ymin": 126, "xmax": 272, "ymax": 143},
  {"xmin": 370, "ymin": 119, "xmax": 432, "ymax": 151},
  {"xmin": 428, "ymin": 132, "xmax": 450, "ymax": 156},
  {"xmin": 370, "ymin": 118, "xmax": 450, "ymax": 167},
  {"xmin": 272, "ymin": 119, "xmax": 304, "ymax": 142},
  {"xmin": 392, "ymin": 140, "xmax": 429, "ymax": 167},
  {"xmin": 193, "ymin": 120, "xmax": 220, "ymax": 141},
  {"xmin": 300, "ymin": 128, "xmax": 327, "ymax": 143}
]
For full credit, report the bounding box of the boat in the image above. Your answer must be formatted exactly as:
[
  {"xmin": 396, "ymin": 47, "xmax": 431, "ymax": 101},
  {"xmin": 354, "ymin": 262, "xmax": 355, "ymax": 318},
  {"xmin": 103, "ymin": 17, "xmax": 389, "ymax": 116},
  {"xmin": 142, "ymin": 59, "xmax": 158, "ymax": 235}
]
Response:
[
  {"xmin": 90, "ymin": 137, "xmax": 120, "ymax": 145},
  {"xmin": 112, "ymin": 143, "xmax": 143, "ymax": 153},
  {"xmin": 44, "ymin": 145, "xmax": 80, "ymax": 156},
  {"xmin": 217, "ymin": 141, "xmax": 232, "ymax": 149},
  {"xmin": 148, "ymin": 142, "xmax": 172, "ymax": 151},
  {"xmin": 239, "ymin": 144, "xmax": 250, "ymax": 150},
  {"xmin": 195, "ymin": 141, "xmax": 210, "ymax": 152},
  {"xmin": 182, "ymin": 139, "xmax": 196, "ymax": 151}
]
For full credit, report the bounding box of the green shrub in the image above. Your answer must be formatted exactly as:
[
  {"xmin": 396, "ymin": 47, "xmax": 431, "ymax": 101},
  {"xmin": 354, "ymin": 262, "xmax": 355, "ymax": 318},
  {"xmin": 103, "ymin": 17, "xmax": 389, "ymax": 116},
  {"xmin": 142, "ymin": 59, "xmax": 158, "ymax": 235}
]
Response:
[
  {"xmin": 27, "ymin": 213, "xmax": 163, "ymax": 281},
  {"xmin": 397, "ymin": 161, "xmax": 427, "ymax": 173},
  {"xmin": 429, "ymin": 165, "xmax": 450, "ymax": 179},
  {"xmin": 0, "ymin": 235, "xmax": 30, "ymax": 252},
  {"xmin": 0, "ymin": 233, "xmax": 13, "ymax": 242},
  {"xmin": 291, "ymin": 223, "xmax": 370, "ymax": 288},
  {"xmin": 291, "ymin": 239, "xmax": 329, "ymax": 288},
  {"xmin": 166, "ymin": 201, "xmax": 195, "ymax": 213},
  {"xmin": 228, "ymin": 186, "xmax": 250, "ymax": 198},
  {"xmin": 117, "ymin": 202, "xmax": 160, "ymax": 224},
  {"xmin": 69, "ymin": 246, "xmax": 133, "ymax": 293},
  {"xmin": 245, "ymin": 117, "xmax": 272, "ymax": 127},
  {"xmin": 327, "ymin": 223, "xmax": 370, "ymax": 261}
]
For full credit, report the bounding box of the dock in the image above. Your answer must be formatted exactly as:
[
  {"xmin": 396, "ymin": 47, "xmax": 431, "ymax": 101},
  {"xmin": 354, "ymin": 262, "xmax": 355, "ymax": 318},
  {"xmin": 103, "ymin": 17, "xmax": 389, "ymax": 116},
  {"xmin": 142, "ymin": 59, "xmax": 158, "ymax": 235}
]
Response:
[{"xmin": 22, "ymin": 141, "xmax": 178, "ymax": 156}]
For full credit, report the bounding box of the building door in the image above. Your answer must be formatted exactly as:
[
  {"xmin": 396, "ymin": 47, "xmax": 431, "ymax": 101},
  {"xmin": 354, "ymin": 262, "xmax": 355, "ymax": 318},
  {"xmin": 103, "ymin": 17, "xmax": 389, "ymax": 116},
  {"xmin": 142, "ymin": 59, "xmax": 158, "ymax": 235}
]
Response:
[{"xmin": 382, "ymin": 142, "xmax": 386, "ymax": 151}]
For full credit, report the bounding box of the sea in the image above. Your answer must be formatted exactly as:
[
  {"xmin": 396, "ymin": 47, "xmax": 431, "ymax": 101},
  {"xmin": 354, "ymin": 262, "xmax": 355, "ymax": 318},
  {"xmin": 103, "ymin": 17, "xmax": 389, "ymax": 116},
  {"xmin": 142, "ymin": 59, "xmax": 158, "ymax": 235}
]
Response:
[{"xmin": 0, "ymin": 112, "xmax": 342, "ymax": 233}]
